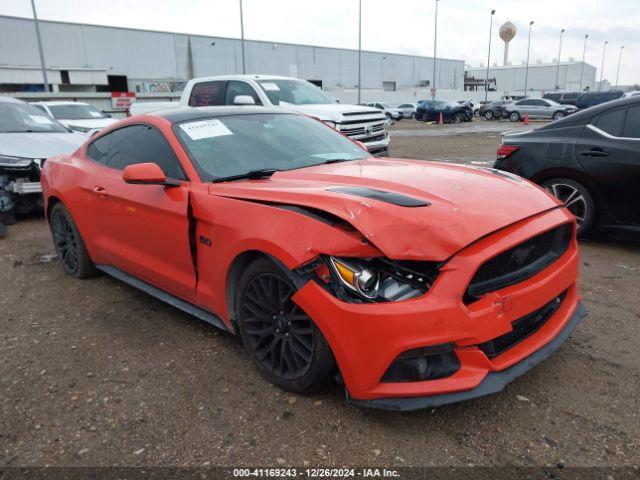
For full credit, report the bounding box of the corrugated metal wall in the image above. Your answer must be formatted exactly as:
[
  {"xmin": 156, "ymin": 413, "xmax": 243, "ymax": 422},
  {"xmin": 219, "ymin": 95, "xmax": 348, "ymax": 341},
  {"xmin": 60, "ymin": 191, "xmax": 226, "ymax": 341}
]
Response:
[{"xmin": 0, "ymin": 15, "xmax": 464, "ymax": 92}]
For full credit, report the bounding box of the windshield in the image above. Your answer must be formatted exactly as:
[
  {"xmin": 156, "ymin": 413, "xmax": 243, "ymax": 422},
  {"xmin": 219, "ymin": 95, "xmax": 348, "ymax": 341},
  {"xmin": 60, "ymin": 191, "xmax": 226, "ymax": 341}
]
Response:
[
  {"xmin": 257, "ymin": 79, "xmax": 334, "ymax": 106},
  {"xmin": 174, "ymin": 113, "xmax": 369, "ymax": 182},
  {"xmin": 0, "ymin": 102, "xmax": 69, "ymax": 133},
  {"xmin": 48, "ymin": 104, "xmax": 106, "ymax": 120},
  {"xmin": 380, "ymin": 103, "xmax": 393, "ymax": 108}
]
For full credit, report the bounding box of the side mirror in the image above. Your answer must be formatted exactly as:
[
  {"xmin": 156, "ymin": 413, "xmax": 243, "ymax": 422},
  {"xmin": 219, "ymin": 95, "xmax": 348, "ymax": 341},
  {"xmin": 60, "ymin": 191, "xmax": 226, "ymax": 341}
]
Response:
[
  {"xmin": 122, "ymin": 163, "xmax": 180, "ymax": 187},
  {"xmin": 233, "ymin": 95, "xmax": 256, "ymax": 106}
]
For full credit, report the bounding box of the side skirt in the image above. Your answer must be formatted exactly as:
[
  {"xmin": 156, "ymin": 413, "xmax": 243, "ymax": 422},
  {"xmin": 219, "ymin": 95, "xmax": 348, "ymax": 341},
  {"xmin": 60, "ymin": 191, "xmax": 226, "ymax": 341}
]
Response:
[{"xmin": 96, "ymin": 265, "xmax": 228, "ymax": 332}]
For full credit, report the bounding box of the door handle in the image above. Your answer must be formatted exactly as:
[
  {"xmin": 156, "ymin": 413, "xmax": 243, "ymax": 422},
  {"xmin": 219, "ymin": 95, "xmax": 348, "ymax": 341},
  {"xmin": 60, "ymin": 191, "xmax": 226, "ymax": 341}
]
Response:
[
  {"xmin": 92, "ymin": 186, "xmax": 108, "ymax": 197},
  {"xmin": 580, "ymin": 148, "xmax": 609, "ymax": 158}
]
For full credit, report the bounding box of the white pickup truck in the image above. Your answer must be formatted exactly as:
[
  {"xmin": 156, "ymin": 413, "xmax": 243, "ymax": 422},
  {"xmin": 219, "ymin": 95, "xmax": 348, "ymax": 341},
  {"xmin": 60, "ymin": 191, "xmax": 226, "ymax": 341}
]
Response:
[{"xmin": 130, "ymin": 75, "xmax": 390, "ymax": 155}]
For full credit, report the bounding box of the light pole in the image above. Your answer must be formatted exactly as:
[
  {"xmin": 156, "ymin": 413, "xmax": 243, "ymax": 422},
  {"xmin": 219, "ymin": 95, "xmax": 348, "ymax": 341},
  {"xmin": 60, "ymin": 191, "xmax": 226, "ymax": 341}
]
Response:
[
  {"xmin": 598, "ymin": 40, "xmax": 608, "ymax": 91},
  {"xmin": 431, "ymin": 0, "xmax": 439, "ymax": 100},
  {"xmin": 484, "ymin": 9, "xmax": 496, "ymax": 102},
  {"xmin": 615, "ymin": 46, "xmax": 624, "ymax": 88},
  {"xmin": 357, "ymin": 0, "xmax": 362, "ymax": 104},
  {"xmin": 554, "ymin": 28, "xmax": 565, "ymax": 90},
  {"xmin": 239, "ymin": 0, "xmax": 246, "ymax": 74},
  {"xmin": 30, "ymin": 0, "xmax": 49, "ymax": 92},
  {"xmin": 380, "ymin": 56, "xmax": 386, "ymax": 87},
  {"xmin": 579, "ymin": 34, "xmax": 588, "ymax": 91},
  {"xmin": 523, "ymin": 21, "xmax": 534, "ymax": 95}
]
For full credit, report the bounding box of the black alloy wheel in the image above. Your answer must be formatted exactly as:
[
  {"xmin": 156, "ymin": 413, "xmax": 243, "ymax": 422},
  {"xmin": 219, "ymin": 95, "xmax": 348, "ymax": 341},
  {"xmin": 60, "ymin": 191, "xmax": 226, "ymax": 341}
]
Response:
[
  {"xmin": 485, "ymin": 110, "xmax": 494, "ymax": 120},
  {"xmin": 237, "ymin": 258, "xmax": 336, "ymax": 392},
  {"xmin": 49, "ymin": 203, "xmax": 97, "ymax": 278},
  {"xmin": 542, "ymin": 178, "xmax": 595, "ymax": 235}
]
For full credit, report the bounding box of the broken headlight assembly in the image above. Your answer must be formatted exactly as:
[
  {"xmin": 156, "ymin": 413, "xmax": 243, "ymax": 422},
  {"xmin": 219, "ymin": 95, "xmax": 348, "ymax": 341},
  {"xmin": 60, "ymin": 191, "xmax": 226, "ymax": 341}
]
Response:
[
  {"xmin": 325, "ymin": 256, "xmax": 440, "ymax": 303},
  {"xmin": 0, "ymin": 155, "xmax": 34, "ymax": 168}
]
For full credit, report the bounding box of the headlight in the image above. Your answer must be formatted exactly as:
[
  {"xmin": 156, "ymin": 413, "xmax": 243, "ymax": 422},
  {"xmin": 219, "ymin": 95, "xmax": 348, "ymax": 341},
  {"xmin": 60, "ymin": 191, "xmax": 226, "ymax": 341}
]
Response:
[
  {"xmin": 68, "ymin": 125, "xmax": 92, "ymax": 133},
  {"xmin": 321, "ymin": 120, "xmax": 337, "ymax": 129},
  {"xmin": 0, "ymin": 155, "xmax": 34, "ymax": 167},
  {"xmin": 326, "ymin": 256, "xmax": 439, "ymax": 303}
]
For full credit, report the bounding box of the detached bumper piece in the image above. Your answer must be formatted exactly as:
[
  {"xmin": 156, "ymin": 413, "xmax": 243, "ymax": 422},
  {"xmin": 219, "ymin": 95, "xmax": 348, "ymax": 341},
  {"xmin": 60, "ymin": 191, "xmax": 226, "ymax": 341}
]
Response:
[{"xmin": 349, "ymin": 302, "xmax": 586, "ymax": 411}]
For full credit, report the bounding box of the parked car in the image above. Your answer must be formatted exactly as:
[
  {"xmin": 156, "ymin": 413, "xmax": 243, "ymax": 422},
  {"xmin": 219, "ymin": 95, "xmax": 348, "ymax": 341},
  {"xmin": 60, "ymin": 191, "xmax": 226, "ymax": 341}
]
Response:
[
  {"xmin": 505, "ymin": 98, "xmax": 577, "ymax": 122},
  {"xmin": 416, "ymin": 100, "xmax": 471, "ymax": 123},
  {"xmin": 479, "ymin": 100, "xmax": 512, "ymax": 120},
  {"xmin": 396, "ymin": 103, "xmax": 417, "ymax": 119},
  {"xmin": 129, "ymin": 75, "xmax": 390, "ymax": 156},
  {"xmin": 32, "ymin": 101, "xmax": 117, "ymax": 133},
  {"xmin": 575, "ymin": 91, "xmax": 624, "ymax": 110},
  {"xmin": 366, "ymin": 102, "xmax": 403, "ymax": 120},
  {"xmin": 41, "ymin": 106, "xmax": 584, "ymax": 410},
  {"xmin": 496, "ymin": 95, "xmax": 640, "ymax": 235},
  {"xmin": 0, "ymin": 97, "xmax": 85, "ymax": 226},
  {"xmin": 542, "ymin": 92, "xmax": 580, "ymax": 106},
  {"xmin": 457, "ymin": 99, "xmax": 481, "ymax": 117}
]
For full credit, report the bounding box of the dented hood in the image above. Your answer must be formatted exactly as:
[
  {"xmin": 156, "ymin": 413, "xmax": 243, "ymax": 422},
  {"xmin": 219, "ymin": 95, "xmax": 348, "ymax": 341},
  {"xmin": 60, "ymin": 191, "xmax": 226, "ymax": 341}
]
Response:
[{"xmin": 208, "ymin": 158, "xmax": 560, "ymax": 260}]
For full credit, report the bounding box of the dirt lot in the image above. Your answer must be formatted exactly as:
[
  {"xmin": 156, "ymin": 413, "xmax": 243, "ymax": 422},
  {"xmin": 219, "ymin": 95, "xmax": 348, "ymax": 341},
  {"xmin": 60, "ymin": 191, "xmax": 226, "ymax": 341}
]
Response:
[{"xmin": 2, "ymin": 121, "xmax": 640, "ymax": 470}]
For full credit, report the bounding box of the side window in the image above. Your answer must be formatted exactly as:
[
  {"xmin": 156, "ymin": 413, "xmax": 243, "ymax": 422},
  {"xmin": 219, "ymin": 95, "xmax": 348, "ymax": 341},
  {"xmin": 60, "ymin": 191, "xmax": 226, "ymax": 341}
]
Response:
[
  {"xmin": 86, "ymin": 133, "xmax": 112, "ymax": 165},
  {"xmin": 188, "ymin": 81, "xmax": 227, "ymax": 107},
  {"xmin": 225, "ymin": 81, "xmax": 262, "ymax": 105},
  {"xmin": 94, "ymin": 125, "xmax": 186, "ymax": 180},
  {"xmin": 517, "ymin": 100, "xmax": 532, "ymax": 106},
  {"xmin": 593, "ymin": 109, "xmax": 625, "ymax": 136},
  {"xmin": 622, "ymin": 106, "xmax": 640, "ymax": 139}
]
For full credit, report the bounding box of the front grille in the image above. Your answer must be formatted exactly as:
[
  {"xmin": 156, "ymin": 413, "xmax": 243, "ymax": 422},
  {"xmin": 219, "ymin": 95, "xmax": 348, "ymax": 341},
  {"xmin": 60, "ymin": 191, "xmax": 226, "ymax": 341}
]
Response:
[
  {"xmin": 466, "ymin": 223, "xmax": 572, "ymax": 301},
  {"xmin": 478, "ymin": 291, "xmax": 567, "ymax": 359},
  {"xmin": 340, "ymin": 124, "xmax": 385, "ymax": 136}
]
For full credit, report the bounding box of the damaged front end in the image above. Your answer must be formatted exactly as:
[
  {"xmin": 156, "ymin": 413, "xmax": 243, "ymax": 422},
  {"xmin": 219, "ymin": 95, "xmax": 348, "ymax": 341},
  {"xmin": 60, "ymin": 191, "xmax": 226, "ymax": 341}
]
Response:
[{"xmin": 0, "ymin": 156, "xmax": 44, "ymax": 225}]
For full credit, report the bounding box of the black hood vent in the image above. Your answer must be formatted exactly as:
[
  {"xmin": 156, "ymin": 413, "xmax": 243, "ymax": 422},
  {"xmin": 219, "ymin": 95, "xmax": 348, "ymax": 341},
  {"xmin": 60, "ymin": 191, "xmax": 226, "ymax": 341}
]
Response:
[{"xmin": 327, "ymin": 187, "xmax": 430, "ymax": 207}]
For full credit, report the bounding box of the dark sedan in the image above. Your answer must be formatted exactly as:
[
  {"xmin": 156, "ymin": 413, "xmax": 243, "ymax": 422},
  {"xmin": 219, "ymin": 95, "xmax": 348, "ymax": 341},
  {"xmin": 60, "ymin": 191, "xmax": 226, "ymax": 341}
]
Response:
[
  {"xmin": 415, "ymin": 100, "xmax": 471, "ymax": 123},
  {"xmin": 479, "ymin": 100, "xmax": 512, "ymax": 120},
  {"xmin": 495, "ymin": 96, "xmax": 640, "ymax": 235}
]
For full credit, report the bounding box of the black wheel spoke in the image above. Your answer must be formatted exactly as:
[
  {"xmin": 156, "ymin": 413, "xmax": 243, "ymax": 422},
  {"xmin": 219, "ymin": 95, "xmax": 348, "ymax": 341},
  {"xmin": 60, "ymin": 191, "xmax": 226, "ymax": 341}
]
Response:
[{"xmin": 240, "ymin": 271, "xmax": 315, "ymax": 379}]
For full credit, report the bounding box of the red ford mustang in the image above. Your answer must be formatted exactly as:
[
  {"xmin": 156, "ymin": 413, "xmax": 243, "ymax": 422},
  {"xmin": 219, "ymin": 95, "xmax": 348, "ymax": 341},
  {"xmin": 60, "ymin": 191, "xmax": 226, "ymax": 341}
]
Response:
[{"xmin": 41, "ymin": 107, "xmax": 585, "ymax": 410}]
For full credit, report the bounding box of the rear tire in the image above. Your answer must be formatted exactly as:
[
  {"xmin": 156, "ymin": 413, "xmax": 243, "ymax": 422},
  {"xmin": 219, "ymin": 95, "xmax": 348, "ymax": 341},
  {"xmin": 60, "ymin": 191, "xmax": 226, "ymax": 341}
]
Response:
[
  {"xmin": 510, "ymin": 111, "xmax": 521, "ymax": 122},
  {"xmin": 484, "ymin": 110, "xmax": 494, "ymax": 120},
  {"xmin": 453, "ymin": 112, "xmax": 463, "ymax": 123},
  {"xmin": 541, "ymin": 178, "xmax": 595, "ymax": 236},
  {"xmin": 236, "ymin": 257, "xmax": 336, "ymax": 393},
  {"xmin": 49, "ymin": 203, "xmax": 98, "ymax": 278}
]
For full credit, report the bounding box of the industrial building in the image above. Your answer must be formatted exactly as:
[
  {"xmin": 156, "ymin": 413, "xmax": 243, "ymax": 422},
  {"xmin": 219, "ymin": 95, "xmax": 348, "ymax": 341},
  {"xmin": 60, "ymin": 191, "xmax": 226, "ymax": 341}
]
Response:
[
  {"xmin": 466, "ymin": 61, "xmax": 597, "ymax": 94},
  {"xmin": 0, "ymin": 14, "xmax": 464, "ymax": 95}
]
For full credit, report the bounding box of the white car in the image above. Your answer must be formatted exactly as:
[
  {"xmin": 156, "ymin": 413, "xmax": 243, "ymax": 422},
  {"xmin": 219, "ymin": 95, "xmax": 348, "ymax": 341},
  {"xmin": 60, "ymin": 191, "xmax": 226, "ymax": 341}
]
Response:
[
  {"xmin": 0, "ymin": 97, "xmax": 85, "ymax": 225},
  {"xmin": 396, "ymin": 103, "xmax": 418, "ymax": 119},
  {"xmin": 129, "ymin": 75, "xmax": 390, "ymax": 156},
  {"xmin": 32, "ymin": 101, "xmax": 117, "ymax": 133},
  {"xmin": 457, "ymin": 99, "xmax": 481, "ymax": 117},
  {"xmin": 365, "ymin": 102, "xmax": 403, "ymax": 120}
]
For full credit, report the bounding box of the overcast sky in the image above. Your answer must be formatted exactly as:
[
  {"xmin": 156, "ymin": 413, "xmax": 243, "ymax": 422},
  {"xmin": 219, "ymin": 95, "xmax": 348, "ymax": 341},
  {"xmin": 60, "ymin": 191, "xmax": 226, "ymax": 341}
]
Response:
[{"xmin": 1, "ymin": 0, "xmax": 638, "ymax": 85}]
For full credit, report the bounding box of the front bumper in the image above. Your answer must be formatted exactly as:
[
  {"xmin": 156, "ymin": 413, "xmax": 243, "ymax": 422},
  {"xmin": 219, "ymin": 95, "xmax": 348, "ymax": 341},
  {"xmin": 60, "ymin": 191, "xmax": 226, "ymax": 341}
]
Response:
[
  {"xmin": 361, "ymin": 133, "xmax": 390, "ymax": 155},
  {"xmin": 292, "ymin": 208, "xmax": 581, "ymax": 408}
]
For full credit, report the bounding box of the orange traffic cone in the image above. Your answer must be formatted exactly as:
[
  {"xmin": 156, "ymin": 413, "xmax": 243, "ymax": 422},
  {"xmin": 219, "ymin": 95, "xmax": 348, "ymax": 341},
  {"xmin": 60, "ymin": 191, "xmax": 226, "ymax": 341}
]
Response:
[
  {"xmin": 438, "ymin": 112, "xmax": 444, "ymax": 125},
  {"xmin": 523, "ymin": 113, "xmax": 529, "ymax": 125}
]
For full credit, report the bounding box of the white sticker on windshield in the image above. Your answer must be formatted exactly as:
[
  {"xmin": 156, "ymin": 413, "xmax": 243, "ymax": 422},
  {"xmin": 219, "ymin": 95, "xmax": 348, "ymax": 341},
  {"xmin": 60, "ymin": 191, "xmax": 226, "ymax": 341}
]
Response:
[
  {"xmin": 29, "ymin": 115, "xmax": 53, "ymax": 125},
  {"xmin": 180, "ymin": 119, "xmax": 233, "ymax": 140},
  {"xmin": 89, "ymin": 111, "xmax": 103, "ymax": 117},
  {"xmin": 261, "ymin": 82, "xmax": 280, "ymax": 91}
]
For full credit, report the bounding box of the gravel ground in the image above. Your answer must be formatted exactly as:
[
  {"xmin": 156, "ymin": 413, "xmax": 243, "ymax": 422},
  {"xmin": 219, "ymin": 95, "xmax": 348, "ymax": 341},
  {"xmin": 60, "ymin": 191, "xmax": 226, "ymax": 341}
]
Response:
[{"xmin": 1, "ymin": 123, "xmax": 640, "ymax": 470}]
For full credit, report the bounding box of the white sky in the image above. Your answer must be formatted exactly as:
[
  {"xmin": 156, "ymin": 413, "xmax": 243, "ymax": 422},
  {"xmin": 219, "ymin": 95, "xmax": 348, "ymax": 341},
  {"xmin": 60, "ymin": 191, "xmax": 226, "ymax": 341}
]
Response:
[{"xmin": 1, "ymin": 0, "xmax": 638, "ymax": 85}]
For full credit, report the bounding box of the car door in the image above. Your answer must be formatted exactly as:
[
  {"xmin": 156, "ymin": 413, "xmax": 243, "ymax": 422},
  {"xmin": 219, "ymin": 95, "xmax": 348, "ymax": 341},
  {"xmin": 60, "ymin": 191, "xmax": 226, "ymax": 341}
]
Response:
[
  {"xmin": 514, "ymin": 99, "xmax": 533, "ymax": 117},
  {"xmin": 87, "ymin": 124, "xmax": 197, "ymax": 300},
  {"xmin": 576, "ymin": 106, "xmax": 640, "ymax": 226}
]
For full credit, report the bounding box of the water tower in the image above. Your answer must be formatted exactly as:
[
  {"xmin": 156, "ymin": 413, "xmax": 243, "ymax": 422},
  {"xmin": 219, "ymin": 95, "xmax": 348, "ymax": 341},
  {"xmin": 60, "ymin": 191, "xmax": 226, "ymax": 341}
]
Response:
[{"xmin": 499, "ymin": 21, "xmax": 517, "ymax": 66}]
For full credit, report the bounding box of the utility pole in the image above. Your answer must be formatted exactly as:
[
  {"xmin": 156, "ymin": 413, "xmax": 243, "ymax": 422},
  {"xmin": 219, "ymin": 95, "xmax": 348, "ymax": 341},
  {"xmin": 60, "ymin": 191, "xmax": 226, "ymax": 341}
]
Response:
[
  {"xmin": 579, "ymin": 34, "xmax": 588, "ymax": 91},
  {"xmin": 554, "ymin": 28, "xmax": 565, "ymax": 90},
  {"xmin": 239, "ymin": 0, "xmax": 246, "ymax": 74},
  {"xmin": 432, "ymin": 0, "xmax": 439, "ymax": 100},
  {"xmin": 30, "ymin": 0, "xmax": 49, "ymax": 92},
  {"xmin": 599, "ymin": 41, "xmax": 608, "ymax": 91},
  {"xmin": 484, "ymin": 9, "xmax": 496, "ymax": 102},
  {"xmin": 357, "ymin": 0, "xmax": 362, "ymax": 104},
  {"xmin": 615, "ymin": 45, "xmax": 624, "ymax": 88},
  {"xmin": 523, "ymin": 21, "xmax": 534, "ymax": 95}
]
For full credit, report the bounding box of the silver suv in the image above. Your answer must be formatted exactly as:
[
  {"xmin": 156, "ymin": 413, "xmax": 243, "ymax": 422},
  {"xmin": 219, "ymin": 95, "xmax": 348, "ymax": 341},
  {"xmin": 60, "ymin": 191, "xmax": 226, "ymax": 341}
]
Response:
[{"xmin": 506, "ymin": 98, "xmax": 577, "ymax": 122}]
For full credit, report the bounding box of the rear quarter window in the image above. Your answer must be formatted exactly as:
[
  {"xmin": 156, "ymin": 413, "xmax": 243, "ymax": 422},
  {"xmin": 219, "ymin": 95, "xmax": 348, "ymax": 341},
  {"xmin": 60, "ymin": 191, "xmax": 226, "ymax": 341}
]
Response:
[
  {"xmin": 622, "ymin": 106, "xmax": 640, "ymax": 138},
  {"xmin": 593, "ymin": 108, "xmax": 625, "ymax": 136},
  {"xmin": 188, "ymin": 81, "xmax": 226, "ymax": 107}
]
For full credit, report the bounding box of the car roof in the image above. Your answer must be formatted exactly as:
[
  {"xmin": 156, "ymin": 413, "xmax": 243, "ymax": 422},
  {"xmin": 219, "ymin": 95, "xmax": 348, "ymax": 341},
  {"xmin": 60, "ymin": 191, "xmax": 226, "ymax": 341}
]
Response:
[
  {"xmin": 186, "ymin": 74, "xmax": 300, "ymax": 83},
  {"xmin": 33, "ymin": 101, "xmax": 91, "ymax": 106},
  {"xmin": 0, "ymin": 96, "xmax": 26, "ymax": 104},
  {"xmin": 541, "ymin": 95, "xmax": 640, "ymax": 130},
  {"xmin": 152, "ymin": 106, "xmax": 293, "ymax": 123}
]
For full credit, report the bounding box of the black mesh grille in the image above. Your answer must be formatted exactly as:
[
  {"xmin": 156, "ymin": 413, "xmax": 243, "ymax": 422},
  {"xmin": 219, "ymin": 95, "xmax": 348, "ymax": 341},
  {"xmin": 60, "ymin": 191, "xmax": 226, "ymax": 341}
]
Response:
[
  {"xmin": 466, "ymin": 224, "xmax": 572, "ymax": 301},
  {"xmin": 478, "ymin": 290, "xmax": 567, "ymax": 359}
]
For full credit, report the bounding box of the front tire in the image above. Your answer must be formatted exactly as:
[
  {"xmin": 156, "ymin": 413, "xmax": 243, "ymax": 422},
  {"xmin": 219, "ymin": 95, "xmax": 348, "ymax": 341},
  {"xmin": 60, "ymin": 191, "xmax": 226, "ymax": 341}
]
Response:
[
  {"xmin": 553, "ymin": 111, "xmax": 565, "ymax": 121},
  {"xmin": 484, "ymin": 110, "xmax": 494, "ymax": 120},
  {"xmin": 541, "ymin": 178, "xmax": 595, "ymax": 235},
  {"xmin": 236, "ymin": 258, "xmax": 336, "ymax": 393},
  {"xmin": 510, "ymin": 111, "xmax": 521, "ymax": 122},
  {"xmin": 49, "ymin": 203, "xmax": 98, "ymax": 278},
  {"xmin": 453, "ymin": 112, "xmax": 463, "ymax": 123}
]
